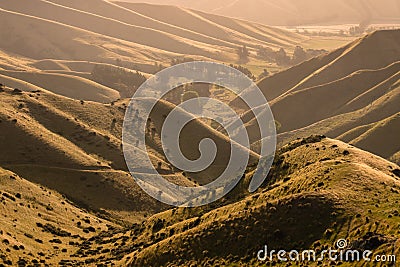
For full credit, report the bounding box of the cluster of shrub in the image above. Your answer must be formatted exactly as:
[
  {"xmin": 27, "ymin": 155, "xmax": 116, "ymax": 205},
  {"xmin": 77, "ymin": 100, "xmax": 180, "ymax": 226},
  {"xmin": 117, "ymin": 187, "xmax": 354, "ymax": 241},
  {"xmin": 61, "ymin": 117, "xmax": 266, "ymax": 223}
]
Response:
[
  {"xmin": 257, "ymin": 46, "xmax": 327, "ymax": 67},
  {"xmin": 164, "ymin": 83, "xmax": 211, "ymax": 106},
  {"xmin": 229, "ymin": 64, "xmax": 255, "ymax": 80},
  {"xmin": 91, "ymin": 65, "xmax": 147, "ymax": 98}
]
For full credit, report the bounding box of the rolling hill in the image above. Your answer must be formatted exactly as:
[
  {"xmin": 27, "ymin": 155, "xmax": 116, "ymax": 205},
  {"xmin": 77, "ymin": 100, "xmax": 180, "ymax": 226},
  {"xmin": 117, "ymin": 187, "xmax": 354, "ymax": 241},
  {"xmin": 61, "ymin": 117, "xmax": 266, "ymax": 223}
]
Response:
[
  {"xmin": 0, "ymin": 79, "xmax": 259, "ymax": 220},
  {"xmin": 0, "ymin": 0, "xmax": 320, "ymax": 107},
  {"xmin": 0, "ymin": 70, "xmax": 120, "ymax": 103},
  {"xmin": 0, "ymin": 0, "xmax": 307, "ymax": 70},
  {"xmin": 0, "ymin": 2, "xmax": 399, "ymax": 266},
  {"xmin": 0, "ymin": 167, "xmax": 121, "ymax": 266},
  {"xmin": 114, "ymin": 1, "xmax": 304, "ymax": 48},
  {"xmin": 119, "ymin": 0, "xmax": 400, "ymax": 26},
  {"xmin": 340, "ymin": 112, "xmax": 400, "ymax": 160},
  {"xmin": 0, "ymin": 85, "xmax": 165, "ymax": 223},
  {"xmin": 0, "ymin": 7, "xmax": 179, "ymax": 67},
  {"xmin": 234, "ymin": 29, "xmax": 400, "ymax": 164},
  {"xmin": 3, "ymin": 135, "xmax": 398, "ymax": 265},
  {"xmin": 124, "ymin": 137, "xmax": 400, "ymax": 266}
]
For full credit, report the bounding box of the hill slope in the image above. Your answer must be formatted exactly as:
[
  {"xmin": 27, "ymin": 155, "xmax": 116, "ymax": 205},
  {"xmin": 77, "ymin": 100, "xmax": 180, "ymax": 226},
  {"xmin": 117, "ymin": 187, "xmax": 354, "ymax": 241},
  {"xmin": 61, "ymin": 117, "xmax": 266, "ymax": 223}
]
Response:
[
  {"xmin": 343, "ymin": 112, "xmax": 400, "ymax": 160},
  {"xmin": 0, "ymin": 0, "xmax": 306, "ymax": 67},
  {"xmin": 0, "ymin": 4, "xmax": 399, "ymax": 266},
  {"xmin": 0, "ymin": 0, "xmax": 314, "ymax": 105},
  {"xmin": 0, "ymin": 167, "xmax": 120, "ymax": 266},
  {"xmin": 22, "ymin": 136, "xmax": 397, "ymax": 266},
  {"xmin": 276, "ymin": 81, "xmax": 400, "ymax": 165},
  {"xmin": 118, "ymin": 0, "xmax": 400, "ymax": 26},
  {"xmin": 0, "ymin": 86, "xmax": 166, "ymax": 223},
  {"xmin": 115, "ymin": 1, "xmax": 304, "ymax": 48},
  {"xmin": 126, "ymin": 138, "xmax": 400, "ymax": 266},
  {"xmin": 0, "ymin": 70, "xmax": 120, "ymax": 102},
  {"xmin": 234, "ymin": 30, "xmax": 400, "ymax": 164},
  {"xmin": 253, "ymin": 29, "xmax": 400, "ymax": 101},
  {"xmin": 0, "ymin": 7, "xmax": 178, "ymax": 66},
  {"xmin": 0, "ymin": 82, "xmax": 259, "ymax": 219}
]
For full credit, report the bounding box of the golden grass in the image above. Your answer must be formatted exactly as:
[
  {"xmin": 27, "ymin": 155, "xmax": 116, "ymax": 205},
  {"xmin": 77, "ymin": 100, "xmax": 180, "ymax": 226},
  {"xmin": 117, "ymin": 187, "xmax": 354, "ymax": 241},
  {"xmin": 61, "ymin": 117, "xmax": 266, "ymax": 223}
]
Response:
[
  {"xmin": 0, "ymin": 70, "xmax": 120, "ymax": 102},
  {"xmin": 121, "ymin": 137, "xmax": 400, "ymax": 266}
]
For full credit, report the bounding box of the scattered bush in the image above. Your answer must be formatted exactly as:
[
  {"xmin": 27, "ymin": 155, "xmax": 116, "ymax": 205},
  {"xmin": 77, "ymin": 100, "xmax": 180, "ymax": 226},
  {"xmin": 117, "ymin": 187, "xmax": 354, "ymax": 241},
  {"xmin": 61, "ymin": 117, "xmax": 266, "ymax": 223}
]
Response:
[
  {"xmin": 152, "ymin": 219, "xmax": 165, "ymax": 233},
  {"xmin": 12, "ymin": 88, "xmax": 22, "ymax": 95},
  {"xmin": 257, "ymin": 69, "xmax": 270, "ymax": 80},
  {"xmin": 49, "ymin": 239, "xmax": 62, "ymax": 244},
  {"xmin": 38, "ymin": 223, "xmax": 71, "ymax": 237}
]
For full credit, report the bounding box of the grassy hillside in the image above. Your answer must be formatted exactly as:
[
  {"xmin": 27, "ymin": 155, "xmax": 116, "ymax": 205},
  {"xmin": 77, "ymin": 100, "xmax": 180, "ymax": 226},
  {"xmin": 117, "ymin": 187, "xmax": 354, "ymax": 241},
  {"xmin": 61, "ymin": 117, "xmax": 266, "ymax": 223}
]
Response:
[
  {"xmin": 0, "ymin": 74, "xmax": 44, "ymax": 92},
  {"xmin": 0, "ymin": 0, "xmax": 309, "ymax": 68},
  {"xmin": 0, "ymin": 8, "xmax": 180, "ymax": 65},
  {"xmin": 0, "ymin": 70, "xmax": 120, "ymax": 102},
  {"xmin": 270, "ymin": 62, "xmax": 400, "ymax": 132},
  {"xmin": 0, "ymin": 167, "xmax": 120, "ymax": 266},
  {"xmin": 0, "ymin": 86, "xmax": 171, "ymax": 223},
  {"xmin": 234, "ymin": 30, "xmax": 400, "ymax": 164},
  {"xmin": 0, "ymin": 0, "xmax": 324, "ymax": 106},
  {"xmin": 125, "ymin": 137, "xmax": 400, "ymax": 266},
  {"xmin": 0, "ymin": 0, "xmax": 230, "ymax": 60},
  {"xmin": 115, "ymin": 1, "xmax": 306, "ymax": 48},
  {"xmin": 274, "ymin": 78, "xmax": 400, "ymax": 165},
  {"xmin": 0, "ymin": 49, "xmax": 36, "ymax": 71},
  {"xmin": 341, "ymin": 112, "xmax": 400, "ymax": 162},
  {"xmin": 118, "ymin": 0, "xmax": 400, "ymax": 26},
  {"xmin": 283, "ymin": 30, "xmax": 400, "ymax": 93},
  {"xmin": 25, "ymin": 136, "xmax": 397, "ymax": 266},
  {"xmin": 0, "ymin": 84, "xmax": 258, "ymax": 222},
  {"xmin": 0, "ymin": 3, "xmax": 399, "ymax": 266},
  {"xmin": 252, "ymin": 30, "xmax": 400, "ymax": 102},
  {"xmin": 1, "ymin": 73, "xmax": 399, "ymax": 266},
  {"xmin": 146, "ymin": 98, "xmax": 259, "ymax": 185}
]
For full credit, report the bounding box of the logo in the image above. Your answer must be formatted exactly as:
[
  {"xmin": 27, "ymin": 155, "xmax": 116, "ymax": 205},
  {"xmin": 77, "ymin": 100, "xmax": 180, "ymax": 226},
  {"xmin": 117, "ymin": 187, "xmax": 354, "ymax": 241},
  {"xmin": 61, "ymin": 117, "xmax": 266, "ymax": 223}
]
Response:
[
  {"xmin": 257, "ymin": 239, "xmax": 396, "ymax": 263},
  {"xmin": 122, "ymin": 61, "xmax": 276, "ymax": 207},
  {"xmin": 336, "ymin": 239, "xmax": 348, "ymax": 249}
]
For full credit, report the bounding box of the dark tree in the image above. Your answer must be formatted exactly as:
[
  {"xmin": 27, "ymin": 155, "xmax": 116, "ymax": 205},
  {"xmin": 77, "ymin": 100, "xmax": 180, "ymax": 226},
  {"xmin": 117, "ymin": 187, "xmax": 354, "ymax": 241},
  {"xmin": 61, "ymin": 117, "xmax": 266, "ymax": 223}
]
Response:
[
  {"xmin": 257, "ymin": 46, "xmax": 274, "ymax": 61},
  {"xmin": 237, "ymin": 45, "xmax": 249, "ymax": 64},
  {"xmin": 292, "ymin": 46, "xmax": 308, "ymax": 64},
  {"xmin": 274, "ymin": 48, "xmax": 290, "ymax": 66}
]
